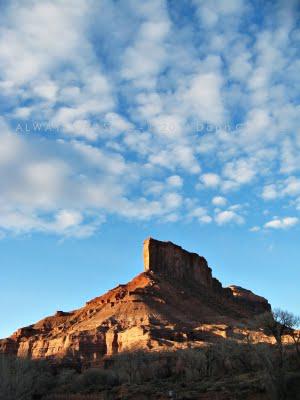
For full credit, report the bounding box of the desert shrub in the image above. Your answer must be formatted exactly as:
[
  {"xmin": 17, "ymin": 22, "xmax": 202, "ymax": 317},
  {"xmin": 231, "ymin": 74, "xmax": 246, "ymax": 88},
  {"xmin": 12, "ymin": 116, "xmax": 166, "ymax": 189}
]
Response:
[
  {"xmin": 208, "ymin": 342, "xmax": 260, "ymax": 376},
  {"xmin": 111, "ymin": 350, "xmax": 165, "ymax": 384},
  {"xmin": 173, "ymin": 348, "xmax": 207, "ymax": 381},
  {"xmin": 56, "ymin": 368, "xmax": 78, "ymax": 387},
  {"xmin": 1, "ymin": 342, "xmax": 299, "ymax": 399},
  {"xmin": 71, "ymin": 368, "xmax": 119, "ymax": 392},
  {"xmin": 0, "ymin": 355, "xmax": 55, "ymax": 400}
]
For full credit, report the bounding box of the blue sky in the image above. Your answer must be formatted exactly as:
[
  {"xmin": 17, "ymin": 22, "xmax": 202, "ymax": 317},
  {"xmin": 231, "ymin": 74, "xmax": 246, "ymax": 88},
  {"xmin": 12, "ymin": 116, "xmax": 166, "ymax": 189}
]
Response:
[{"xmin": 0, "ymin": 0, "xmax": 299, "ymax": 338}]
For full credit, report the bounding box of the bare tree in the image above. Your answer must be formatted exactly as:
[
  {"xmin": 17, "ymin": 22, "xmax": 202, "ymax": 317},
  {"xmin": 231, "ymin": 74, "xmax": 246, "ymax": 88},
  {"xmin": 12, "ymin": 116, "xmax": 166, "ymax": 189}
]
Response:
[
  {"xmin": 278, "ymin": 310, "xmax": 300, "ymax": 362},
  {"xmin": 255, "ymin": 308, "xmax": 300, "ymax": 400},
  {"xmin": 257, "ymin": 309, "xmax": 299, "ymax": 364}
]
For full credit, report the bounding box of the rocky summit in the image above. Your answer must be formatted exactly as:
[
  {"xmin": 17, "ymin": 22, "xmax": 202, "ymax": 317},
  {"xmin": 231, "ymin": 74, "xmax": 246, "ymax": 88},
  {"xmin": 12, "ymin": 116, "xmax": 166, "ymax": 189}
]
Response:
[{"xmin": 0, "ymin": 238, "xmax": 271, "ymax": 365}]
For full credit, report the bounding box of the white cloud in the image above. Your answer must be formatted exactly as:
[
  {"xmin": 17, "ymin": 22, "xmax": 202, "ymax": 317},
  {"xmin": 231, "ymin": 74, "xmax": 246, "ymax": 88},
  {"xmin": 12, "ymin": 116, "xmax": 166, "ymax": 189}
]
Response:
[
  {"xmin": 162, "ymin": 192, "xmax": 182, "ymax": 210},
  {"xmin": 188, "ymin": 206, "xmax": 207, "ymax": 218},
  {"xmin": 151, "ymin": 114, "xmax": 184, "ymax": 138},
  {"xmin": 183, "ymin": 72, "xmax": 224, "ymax": 124},
  {"xmin": 149, "ymin": 145, "xmax": 201, "ymax": 174},
  {"xmin": 262, "ymin": 184, "xmax": 278, "ymax": 200},
  {"xmin": 71, "ymin": 141, "xmax": 128, "ymax": 176},
  {"xmin": 0, "ymin": 206, "xmax": 104, "ymax": 239},
  {"xmin": 229, "ymin": 51, "xmax": 252, "ymax": 81},
  {"xmin": 193, "ymin": 0, "xmax": 246, "ymax": 28},
  {"xmin": 223, "ymin": 159, "xmax": 256, "ymax": 185},
  {"xmin": 283, "ymin": 177, "xmax": 300, "ymax": 196},
  {"xmin": 200, "ymin": 215, "xmax": 212, "ymax": 223},
  {"xmin": 166, "ymin": 175, "xmax": 183, "ymax": 188},
  {"xmin": 212, "ymin": 196, "xmax": 227, "ymax": 206},
  {"xmin": 104, "ymin": 113, "xmax": 133, "ymax": 137},
  {"xmin": 262, "ymin": 177, "xmax": 300, "ymax": 202},
  {"xmin": 187, "ymin": 206, "xmax": 212, "ymax": 224},
  {"xmin": 121, "ymin": 14, "xmax": 170, "ymax": 88},
  {"xmin": 163, "ymin": 213, "xmax": 180, "ymax": 222},
  {"xmin": 280, "ymin": 137, "xmax": 300, "ymax": 174},
  {"xmin": 201, "ymin": 173, "xmax": 221, "ymax": 188},
  {"xmin": 33, "ymin": 80, "xmax": 58, "ymax": 101},
  {"xmin": 250, "ymin": 226, "xmax": 260, "ymax": 232},
  {"xmin": 55, "ymin": 210, "xmax": 83, "ymax": 230},
  {"xmin": 264, "ymin": 217, "xmax": 299, "ymax": 230},
  {"xmin": 215, "ymin": 210, "xmax": 244, "ymax": 225}
]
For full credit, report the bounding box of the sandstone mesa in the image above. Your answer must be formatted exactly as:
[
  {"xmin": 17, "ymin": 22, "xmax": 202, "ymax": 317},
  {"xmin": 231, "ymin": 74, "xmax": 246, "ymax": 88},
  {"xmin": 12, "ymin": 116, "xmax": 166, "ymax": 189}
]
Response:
[{"xmin": 0, "ymin": 238, "xmax": 272, "ymax": 365}]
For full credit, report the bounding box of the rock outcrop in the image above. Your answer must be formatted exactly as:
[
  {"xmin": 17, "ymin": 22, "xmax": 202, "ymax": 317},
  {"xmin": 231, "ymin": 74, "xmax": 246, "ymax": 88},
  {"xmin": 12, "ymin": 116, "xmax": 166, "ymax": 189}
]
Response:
[
  {"xmin": 0, "ymin": 238, "xmax": 271, "ymax": 365},
  {"xmin": 143, "ymin": 238, "xmax": 215, "ymax": 287}
]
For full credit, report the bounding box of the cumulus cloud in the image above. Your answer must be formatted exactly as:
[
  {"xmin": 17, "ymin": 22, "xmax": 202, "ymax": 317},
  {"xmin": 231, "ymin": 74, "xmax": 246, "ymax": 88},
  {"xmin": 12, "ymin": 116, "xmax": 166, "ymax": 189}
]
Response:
[
  {"xmin": 264, "ymin": 217, "xmax": 299, "ymax": 230},
  {"xmin": 183, "ymin": 72, "xmax": 225, "ymax": 124},
  {"xmin": 262, "ymin": 184, "xmax": 278, "ymax": 200},
  {"xmin": 223, "ymin": 159, "xmax": 257, "ymax": 187},
  {"xmin": 262, "ymin": 177, "xmax": 300, "ymax": 201},
  {"xmin": 187, "ymin": 206, "xmax": 212, "ymax": 224},
  {"xmin": 166, "ymin": 175, "xmax": 183, "ymax": 188},
  {"xmin": 215, "ymin": 210, "xmax": 244, "ymax": 225},
  {"xmin": 212, "ymin": 196, "xmax": 227, "ymax": 206},
  {"xmin": 200, "ymin": 173, "xmax": 221, "ymax": 188}
]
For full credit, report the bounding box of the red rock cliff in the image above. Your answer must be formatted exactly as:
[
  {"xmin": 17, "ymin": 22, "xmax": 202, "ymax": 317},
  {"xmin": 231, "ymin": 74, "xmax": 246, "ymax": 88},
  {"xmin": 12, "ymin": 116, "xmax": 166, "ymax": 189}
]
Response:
[
  {"xmin": 0, "ymin": 238, "xmax": 271, "ymax": 364},
  {"xmin": 143, "ymin": 238, "xmax": 214, "ymax": 288}
]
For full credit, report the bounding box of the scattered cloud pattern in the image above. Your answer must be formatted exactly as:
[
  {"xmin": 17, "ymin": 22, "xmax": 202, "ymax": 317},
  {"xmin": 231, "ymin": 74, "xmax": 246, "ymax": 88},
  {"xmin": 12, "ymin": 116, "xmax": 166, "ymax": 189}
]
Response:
[{"xmin": 0, "ymin": 0, "xmax": 299, "ymax": 237}]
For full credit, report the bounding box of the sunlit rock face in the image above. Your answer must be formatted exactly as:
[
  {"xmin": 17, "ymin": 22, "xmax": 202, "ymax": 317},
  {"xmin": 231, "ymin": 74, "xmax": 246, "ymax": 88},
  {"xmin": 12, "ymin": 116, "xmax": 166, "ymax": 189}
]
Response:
[
  {"xmin": 0, "ymin": 238, "xmax": 271, "ymax": 365},
  {"xmin": 143, "ymin": 237, "xmax": 214, "ymax": 287}
]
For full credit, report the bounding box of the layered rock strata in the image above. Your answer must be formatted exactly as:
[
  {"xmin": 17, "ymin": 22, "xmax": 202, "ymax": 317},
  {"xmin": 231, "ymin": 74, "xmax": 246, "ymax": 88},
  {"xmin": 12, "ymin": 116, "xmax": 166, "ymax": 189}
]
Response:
[{"xmin": 0, "ymin": 238, "xmax": 271, "ymax": 365}]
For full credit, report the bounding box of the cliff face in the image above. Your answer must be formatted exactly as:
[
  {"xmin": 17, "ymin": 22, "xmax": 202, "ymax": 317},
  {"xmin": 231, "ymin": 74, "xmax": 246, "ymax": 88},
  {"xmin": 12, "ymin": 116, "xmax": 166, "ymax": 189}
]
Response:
[
  {"xmin": 0, "ymin": 238, "xmax": 271, "ymax": 365},
  {"xmin": 143, "ymin": 238, "xmax": 268, "ymax": 313},
  {"xmin": 143, "ymin": 238, "xmax": 214, "ymax": 287}
]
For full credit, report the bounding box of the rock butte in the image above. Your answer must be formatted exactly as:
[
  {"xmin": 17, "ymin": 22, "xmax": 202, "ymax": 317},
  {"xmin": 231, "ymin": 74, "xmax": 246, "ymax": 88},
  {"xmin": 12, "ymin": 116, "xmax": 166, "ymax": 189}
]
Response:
[{"xmin": 0, "ymin": 238, "xmax": 272, "ymax": 365}]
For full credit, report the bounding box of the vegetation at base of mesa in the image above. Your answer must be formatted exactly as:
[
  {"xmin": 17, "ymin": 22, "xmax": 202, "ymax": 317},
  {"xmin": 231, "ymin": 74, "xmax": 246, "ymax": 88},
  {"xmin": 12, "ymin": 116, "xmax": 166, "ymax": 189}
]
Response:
[
  {"xmin": 0, "ymin": 309, "xmax": 299, "ymax": 400},
  {"xmin": 253, "ymin": 308, "xmax": 300, "ymax": 400}
]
